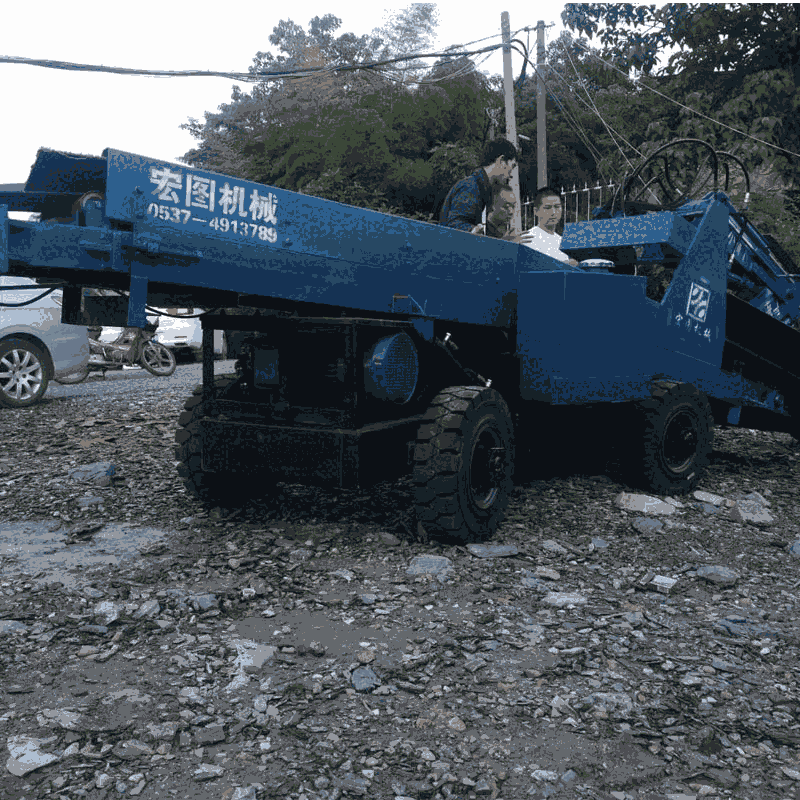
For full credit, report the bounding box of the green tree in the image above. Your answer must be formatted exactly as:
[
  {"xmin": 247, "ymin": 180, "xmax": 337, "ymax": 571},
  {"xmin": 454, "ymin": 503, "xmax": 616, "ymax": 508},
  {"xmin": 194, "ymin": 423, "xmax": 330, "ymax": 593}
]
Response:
[
  {"xmin": 562, "ymin": 3, "xmax": 800, "ymax": 85},
  {"xmin": 373, "ymin": 4, "xmax": 439, "ymax": 86},
  {"xmin": 182, "ymin": 10, "xmax": 497, "ymax": 220},
  {"xmin": 181, "ymin": 14, "xmax": 386, "ymax": 179},
  {"xmin": 561, "ymin": 4, "xmax": 800, "ymax": 183},
  {"xmin": 559, "ymin": 4, "xmax": 800, "ymax": 261}
]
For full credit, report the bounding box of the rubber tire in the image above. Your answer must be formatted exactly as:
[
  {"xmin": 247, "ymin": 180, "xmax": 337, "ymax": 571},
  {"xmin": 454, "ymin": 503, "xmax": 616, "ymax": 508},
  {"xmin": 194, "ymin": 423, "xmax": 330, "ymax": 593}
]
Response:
[
  {"xmin": 412, "ymin": 386, "xmax": 514, "ymax": 541},
  {"xmin": 54, "ymin": 370, "xmax": 90, "ymax": 385},
  {"xmin": 635, "ymin": 382, "xmax": 713, "ymax": 495},
  {"xmin": 174, "ymin": 376, "xmax": 247, "ymax": 505},
  {"xmin": 140, "ymin": 341, "xmax": 177, "ymax": 376},
  {"xmin": 0, "ymin": 338, "xmax": 50, "ymax": 408}
]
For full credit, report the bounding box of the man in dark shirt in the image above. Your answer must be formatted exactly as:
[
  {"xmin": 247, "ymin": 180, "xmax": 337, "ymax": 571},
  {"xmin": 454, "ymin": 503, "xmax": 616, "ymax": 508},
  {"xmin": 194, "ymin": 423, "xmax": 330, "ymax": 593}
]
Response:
[{"xmin": 439, "ymin": 139, "xmax": 518, "ymax": 231}]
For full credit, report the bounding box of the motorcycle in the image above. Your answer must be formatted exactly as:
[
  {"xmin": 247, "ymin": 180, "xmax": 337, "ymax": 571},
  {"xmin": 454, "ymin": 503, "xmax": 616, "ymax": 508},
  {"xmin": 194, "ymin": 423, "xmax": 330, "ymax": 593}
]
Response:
[{"xmin": 56, "ymin": 324, "xmax": 176, "ymax": 383}]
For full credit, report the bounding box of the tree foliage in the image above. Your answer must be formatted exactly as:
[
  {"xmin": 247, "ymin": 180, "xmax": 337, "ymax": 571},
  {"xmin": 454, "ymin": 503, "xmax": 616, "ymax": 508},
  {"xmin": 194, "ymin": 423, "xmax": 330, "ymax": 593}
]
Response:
[
  {"xmin": 561, "ymin": 4, "xmax": 800, "ymax": 180},
  {"xmin": 181, "ymin": 9, "xmax": 494, "ymax": 220},
  {"xmin": 181, "ymin": 14, "xmax": 387, "ymax": 180},
  {"xmin": 505, "ymin": 13, "xmax": 800, "ymax": 261},
  {"xmin": 373, "ymin": 4, "xmax": 439, "ymax": 86},
  {"xmin": 562, "ymin": 3, "xmax": 800, "ymax": 84}
]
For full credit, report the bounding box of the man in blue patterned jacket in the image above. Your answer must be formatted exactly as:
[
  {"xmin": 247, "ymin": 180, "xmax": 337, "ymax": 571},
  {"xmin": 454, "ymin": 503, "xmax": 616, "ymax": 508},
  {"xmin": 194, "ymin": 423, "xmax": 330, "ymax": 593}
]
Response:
[{"xmin": 439, "ymin": 139, "xmax": 518, "ymax": 232}]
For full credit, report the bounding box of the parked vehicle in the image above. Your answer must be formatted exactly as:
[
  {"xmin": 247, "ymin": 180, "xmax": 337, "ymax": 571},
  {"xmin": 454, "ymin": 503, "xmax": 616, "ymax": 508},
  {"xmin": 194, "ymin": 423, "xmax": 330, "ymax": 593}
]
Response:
[
  {"xmin": 99, "ymin": 308, "xmax": 225, "ymax": 361},
  {"xmin": 56, "ymin": 324, "xmax": 176, "ymax": 382},
  {"xmin": 0, "ymin": 276, "xmax": 88, "ymax": 408},
  {"xmin": 152, "ymin": 308, "xmax": 226, "ymax": 361}
]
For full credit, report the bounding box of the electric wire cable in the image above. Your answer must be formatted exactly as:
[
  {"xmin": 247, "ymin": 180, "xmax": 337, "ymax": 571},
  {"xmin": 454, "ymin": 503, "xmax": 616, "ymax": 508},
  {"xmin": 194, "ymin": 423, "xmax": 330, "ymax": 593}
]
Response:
[
  {"xmin": 561, "ymin": 44, "xmax": 639, "ymax": 170},
  {"xmin": 545, "ymin": 70, "xmax": 643, "ymax": 190},
  {"xmin": 509, "ymin": 43, "xmax": 618, "ymax": 185},
  {"xmin": 540, "ymin": 74, "xmax": 611, "ymax": 178},
  {"xmin": 511, "ymin": 40, "xmax": 605, "ymax": 170},
  {"xmin": 571, "ymin": 40, "xmax": 800, "ymax": 162},
  {"xmin": 0, "ymin": 287, "xmax": 59, "ymax": 307},
  {"xmin": 541, "ymin": 67, "xmax": 618, "ymax": 167},
  {"xmin": 0, "ymin": 24, "xmax": 533, "ymax": 94},
  {"xmin": 512, "ymin": 39, "xmax": 637, "ymax": 175},
  {"xmin": 0, "ymin": 44, "xmax": 508, "ymax": 83}
]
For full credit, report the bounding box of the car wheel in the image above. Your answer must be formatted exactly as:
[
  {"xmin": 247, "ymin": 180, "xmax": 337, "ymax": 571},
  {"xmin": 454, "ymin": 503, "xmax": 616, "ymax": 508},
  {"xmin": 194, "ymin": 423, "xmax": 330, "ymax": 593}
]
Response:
[{"xmin": 0, "ymin": 338, "xmax": 50, "ymax": 408}]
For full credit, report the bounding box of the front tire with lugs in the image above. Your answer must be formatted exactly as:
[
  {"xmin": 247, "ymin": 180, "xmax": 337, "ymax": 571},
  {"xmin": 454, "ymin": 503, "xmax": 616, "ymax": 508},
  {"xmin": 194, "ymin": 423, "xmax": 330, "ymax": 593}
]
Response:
[
  {"xmin": 636, "ymin": 382, "xmax": 713, "ymax": 495},
  {"xmin": 412, "ymin": 386, "xmax": 514, "ymax": 541}
]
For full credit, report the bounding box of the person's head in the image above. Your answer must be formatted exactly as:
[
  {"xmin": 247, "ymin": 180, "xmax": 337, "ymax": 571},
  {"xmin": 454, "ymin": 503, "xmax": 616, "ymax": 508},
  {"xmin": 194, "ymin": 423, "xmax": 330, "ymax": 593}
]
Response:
[
  {"xmin": 482, "ymin": 139, "xmax": 518, "ymax": 182},
  {"xmin": 487, "ymin": 186, "xmax": 517, "ymax": 233},
  {"xmin": 533, "ymin": 186, "xmax": 563, "ymax": 233}
]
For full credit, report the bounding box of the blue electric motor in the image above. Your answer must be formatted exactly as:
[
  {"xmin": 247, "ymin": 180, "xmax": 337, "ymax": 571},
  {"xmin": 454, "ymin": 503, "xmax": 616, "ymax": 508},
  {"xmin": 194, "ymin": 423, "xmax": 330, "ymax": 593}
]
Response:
[{"xmin": 363, "ymin": 332, "xmax": 419, "ymax": 404}]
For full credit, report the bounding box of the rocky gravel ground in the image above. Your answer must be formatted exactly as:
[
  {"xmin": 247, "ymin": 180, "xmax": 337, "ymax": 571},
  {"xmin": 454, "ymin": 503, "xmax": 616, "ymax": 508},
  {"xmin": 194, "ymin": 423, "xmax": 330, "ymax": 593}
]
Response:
[{"xmin": 1, "ymin": 367, "xmax": 800, "ymax": 800}]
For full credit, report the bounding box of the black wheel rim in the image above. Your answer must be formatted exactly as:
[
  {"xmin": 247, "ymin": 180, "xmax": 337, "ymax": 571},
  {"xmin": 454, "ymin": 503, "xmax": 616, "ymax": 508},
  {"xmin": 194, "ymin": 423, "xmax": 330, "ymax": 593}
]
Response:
[
  {"xmin": 468, "ymin": 426, "xmax": 504, "ymax": 510},
  {"xmin": 662, "ymin": 409, "xmax": 698, "ymax": 474}
]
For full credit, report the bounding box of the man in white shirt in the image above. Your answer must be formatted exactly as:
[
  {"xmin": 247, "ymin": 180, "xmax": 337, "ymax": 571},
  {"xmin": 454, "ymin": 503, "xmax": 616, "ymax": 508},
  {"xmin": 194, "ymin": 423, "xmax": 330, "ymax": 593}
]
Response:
[{"xmin": 520, "ymin": 187, "xmax": 579, "ymax": 265}]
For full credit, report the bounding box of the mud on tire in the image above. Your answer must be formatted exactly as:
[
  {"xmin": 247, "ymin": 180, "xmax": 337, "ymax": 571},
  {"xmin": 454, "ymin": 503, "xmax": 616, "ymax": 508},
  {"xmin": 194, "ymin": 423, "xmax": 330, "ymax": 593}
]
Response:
[
  {"xmin": 635, "ymin": 382, "xmax": 713, "ymax": 495},
  {"xmin": 412, "ymin": 386, "xmax": 514, "ymax": 541}
]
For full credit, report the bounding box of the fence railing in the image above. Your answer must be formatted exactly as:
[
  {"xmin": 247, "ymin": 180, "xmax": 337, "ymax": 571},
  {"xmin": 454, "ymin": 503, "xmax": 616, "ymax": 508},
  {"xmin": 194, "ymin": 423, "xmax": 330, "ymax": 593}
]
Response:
[{"xmin": 520, "ymin": 183, "xmax": 619, "ymax": 230}]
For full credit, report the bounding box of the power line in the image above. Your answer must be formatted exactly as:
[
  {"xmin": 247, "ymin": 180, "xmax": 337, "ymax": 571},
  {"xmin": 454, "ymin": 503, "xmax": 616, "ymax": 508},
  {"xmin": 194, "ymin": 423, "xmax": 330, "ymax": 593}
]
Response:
[
  {"xmin": 507, "ymin": 41, "xmax": 618, "ymax": 182},
  {"xmin": 0, "ymin": 43, "xmax": 508, "ymax": 82},
  {"xmin": 0, "ymin": 21, "xmax": 538, "ymax": 89},
  {"xmin": 571, "ymin": 40, "xmax": 800, "ymax": 161},
  {"xmin": 542, "ymin": 71, "xmax": 619, "ymax": 183},
  {"xmin": 561, "ymin": 44, "xmax": 639, "ymax": 169}
]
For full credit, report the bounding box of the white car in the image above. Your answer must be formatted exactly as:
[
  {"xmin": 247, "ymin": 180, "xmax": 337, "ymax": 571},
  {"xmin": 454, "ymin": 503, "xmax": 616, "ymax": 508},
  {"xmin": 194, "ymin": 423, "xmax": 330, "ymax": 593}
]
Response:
[
  {"xmin": 0, "ymin": 276, "xmax": 89, "ymax": 407},
  {"xmin": 101, "ymin": 308, "xmax": 225, "ymax": 360}
]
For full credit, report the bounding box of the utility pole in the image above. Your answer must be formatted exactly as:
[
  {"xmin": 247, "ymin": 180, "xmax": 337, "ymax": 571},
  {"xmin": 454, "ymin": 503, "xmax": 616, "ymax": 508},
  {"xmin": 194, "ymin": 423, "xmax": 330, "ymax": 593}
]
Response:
[
  {"xmin": 536, "ymin": 20, "xmax": 547, "ymax": 189},
  {"xmin": 501, "ymin": 11, "xmax": 521, "ymax": 235}
]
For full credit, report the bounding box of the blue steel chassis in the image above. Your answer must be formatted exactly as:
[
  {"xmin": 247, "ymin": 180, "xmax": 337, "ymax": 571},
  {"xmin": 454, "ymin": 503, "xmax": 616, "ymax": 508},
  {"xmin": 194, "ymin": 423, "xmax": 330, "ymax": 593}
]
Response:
[{"xmin": 1, "ymin": 147, "xmax": 798, "ymax": 489}]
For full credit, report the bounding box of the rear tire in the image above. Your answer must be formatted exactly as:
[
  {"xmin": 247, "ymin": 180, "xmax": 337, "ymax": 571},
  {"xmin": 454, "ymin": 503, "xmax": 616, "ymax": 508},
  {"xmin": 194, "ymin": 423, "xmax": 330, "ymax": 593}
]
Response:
[
  {"xmin": 635, "ymin": 382, "xmax": 713, "ymax": 494},
  {"xmin": 412, "ymin": 386, "xmax": 514, "ymax": 541},
  {"xmin": 175, "ymin": 376, "xmax": 248, "ymax": 505}
]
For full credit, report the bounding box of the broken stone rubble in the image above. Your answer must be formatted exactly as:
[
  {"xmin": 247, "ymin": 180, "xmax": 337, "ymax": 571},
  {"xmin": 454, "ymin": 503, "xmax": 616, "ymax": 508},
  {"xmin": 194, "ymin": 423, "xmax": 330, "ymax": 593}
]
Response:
[{"xmin": 1, "ymin": 389, "xmax": 800, "ymax": 799}]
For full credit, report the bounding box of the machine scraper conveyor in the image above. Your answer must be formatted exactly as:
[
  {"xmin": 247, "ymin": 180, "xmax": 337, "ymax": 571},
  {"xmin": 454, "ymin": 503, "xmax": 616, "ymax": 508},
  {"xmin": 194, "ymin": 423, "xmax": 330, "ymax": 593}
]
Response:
[{"xmin": 1, "ymin": 140, "xmax": 798, "ymax": 540}]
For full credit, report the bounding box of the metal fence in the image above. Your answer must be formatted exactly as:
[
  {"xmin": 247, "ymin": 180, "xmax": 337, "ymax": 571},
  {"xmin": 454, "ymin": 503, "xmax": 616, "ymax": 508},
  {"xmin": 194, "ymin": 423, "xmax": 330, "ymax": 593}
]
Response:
[{"xmin": 521, "ymin": 183, "xmax": 619, "ymax": 230}]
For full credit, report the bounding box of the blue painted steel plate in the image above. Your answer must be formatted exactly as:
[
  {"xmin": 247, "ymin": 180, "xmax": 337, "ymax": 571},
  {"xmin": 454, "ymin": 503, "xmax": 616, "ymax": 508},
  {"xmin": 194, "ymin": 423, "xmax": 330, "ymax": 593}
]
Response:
[{"xmin": 101, "ymin": 149, "xmax": 523, "ymax": 327}]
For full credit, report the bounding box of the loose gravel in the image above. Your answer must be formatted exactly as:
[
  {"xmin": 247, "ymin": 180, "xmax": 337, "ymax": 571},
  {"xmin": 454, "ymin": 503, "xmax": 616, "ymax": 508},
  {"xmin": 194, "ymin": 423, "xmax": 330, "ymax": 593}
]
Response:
[{"xmin": 1, "ymin": 367, "xmax": 800, "ymax": 800}]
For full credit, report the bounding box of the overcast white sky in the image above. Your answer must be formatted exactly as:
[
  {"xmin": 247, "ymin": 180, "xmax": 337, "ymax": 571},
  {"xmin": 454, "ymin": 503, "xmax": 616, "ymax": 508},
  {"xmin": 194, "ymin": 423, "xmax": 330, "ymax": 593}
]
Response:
[{"xmin": 1, "ymin": 1, "xmax": 567, "ymax": 184}]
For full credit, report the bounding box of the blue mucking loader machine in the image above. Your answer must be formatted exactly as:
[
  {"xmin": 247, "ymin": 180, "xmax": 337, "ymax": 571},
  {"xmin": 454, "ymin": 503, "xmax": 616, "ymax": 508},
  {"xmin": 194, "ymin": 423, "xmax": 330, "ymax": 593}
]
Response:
[{"xmin": 1, "ymin": 139, "xmax": 798, "ymax": 539}]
